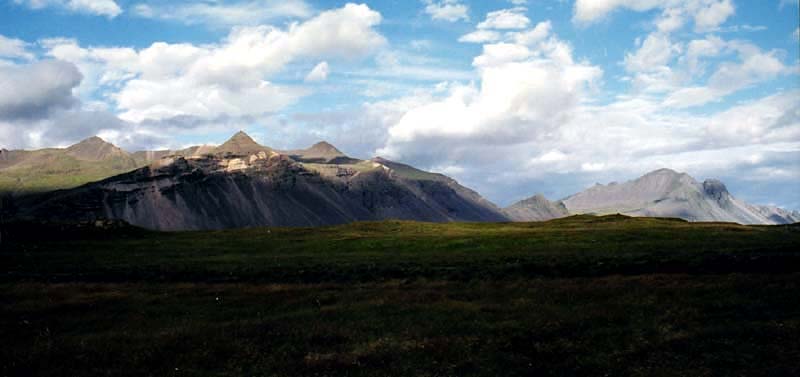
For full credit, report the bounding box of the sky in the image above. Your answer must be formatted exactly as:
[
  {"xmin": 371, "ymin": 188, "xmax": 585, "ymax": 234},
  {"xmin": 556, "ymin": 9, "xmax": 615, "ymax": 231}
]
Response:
[{"xmin": 0, "ymin": 0, "xmax": 798, "ymax": 209}]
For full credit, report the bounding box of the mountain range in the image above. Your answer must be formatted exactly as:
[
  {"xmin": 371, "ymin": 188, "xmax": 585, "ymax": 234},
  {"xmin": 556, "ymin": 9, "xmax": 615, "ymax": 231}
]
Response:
[
  {"xmin": 2, "ymin": 132, "xmax": 797, "ymax": 229},
  {"xmin": 508, "ymin": 168, "xmax": 800, "ymax": 224}
]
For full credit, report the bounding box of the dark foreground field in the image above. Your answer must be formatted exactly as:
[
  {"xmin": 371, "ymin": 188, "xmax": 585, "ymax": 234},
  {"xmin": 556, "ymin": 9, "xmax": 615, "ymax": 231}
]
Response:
[{"xmin": 2, "ymin": 215, "xmax": 799, "ymax": 376}]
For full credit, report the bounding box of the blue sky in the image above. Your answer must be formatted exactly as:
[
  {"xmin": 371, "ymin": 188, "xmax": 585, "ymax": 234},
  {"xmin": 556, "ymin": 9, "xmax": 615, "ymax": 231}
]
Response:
[{"xmin": 0, "ymin": 0, "xmax": 798, "ymax": 208}]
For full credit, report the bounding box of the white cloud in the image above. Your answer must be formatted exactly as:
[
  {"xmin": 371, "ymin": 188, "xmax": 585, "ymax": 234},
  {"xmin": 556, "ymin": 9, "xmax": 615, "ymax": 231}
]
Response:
[
  {"xmin": 305, "ymin": 61, "xmax": 329, "ymax": 82},
  {"xmin": 683, "ymin": 35, "xmax": 725, "ymax": 74},
  {"xmin": 512, "ymin": 21, "xmax": 552, "ymax": 45},
  {"xmin": 42, "ymin": 3, "xmax": 386, "ymax": 122},
  {"xmin": 693, "ymin": 0, "xmax": 734, "ymax": 32},
  {"xmin": 624, "ymin": 33, "xmax": 680, "ymax": 73},
  {"xmin": 477, "ymin": 7, "xmax": 530, "ymax": 30},
  {"xmin": 705, "ymin": 91, "xmax": 800, "ymax": 145},
  {"xmin": 0, "ymin": 35, "xmax": 34, "ymax": 60},
  {"xmin": 664, "ymin": 41, "xmax": 790, "ymax": 108},
  {"xmin": 573, "ymin": 0, "xmax": 735, "ymax": 32},
  {"xmin": 332, "ymin": 18, "xmax": 799, "ymax": 207},
  {"xmin": 573, "ymin": 0, "xmax": 661, "ymax": 24},
  {"xmin": 132, "ymin": 0, "xmax": 313, "ymax": 27},
  {"xmin": 794, "ymin": 27, "xmax": 800, "ymax": 40},
  {"xmin": 378, "ymin": 26, "xmax": 602, "ymax": 162},
  {"xmin": 423, "ymin": 0, "xmax": 469, "ymax": 22},
  {"xmin": 13, "ymin": 0, "xmax": 122, "ymax": 18},
  {"xmin": 458, "ymin": 30, "xmax": 502, "ymax": 43}
]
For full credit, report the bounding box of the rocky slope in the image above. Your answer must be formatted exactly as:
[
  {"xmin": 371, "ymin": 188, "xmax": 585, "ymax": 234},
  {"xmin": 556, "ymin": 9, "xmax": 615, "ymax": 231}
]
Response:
[
  {"xmin": 15, "ymin": 132, "xmax": 508, "ymax": 230},
  {"xmin": 503, "ymin": 194, "xmax": 569, "ymax": 221},
  {"xmin": 559, "ymin": 169, "xmax": 799, "ymax": 225}
]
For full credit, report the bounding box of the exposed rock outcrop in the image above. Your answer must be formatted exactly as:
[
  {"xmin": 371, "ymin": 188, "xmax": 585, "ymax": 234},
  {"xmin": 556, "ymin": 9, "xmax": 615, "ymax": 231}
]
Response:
[{"xmin": 17, "ymin": 132, "xmax": 508, "ymax": 230}]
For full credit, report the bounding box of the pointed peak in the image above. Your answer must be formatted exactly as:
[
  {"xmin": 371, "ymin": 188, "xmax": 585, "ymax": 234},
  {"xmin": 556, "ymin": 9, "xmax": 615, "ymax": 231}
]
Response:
[
  {"xmin": 215, "ymin": 131, "xmax": 270, "ymax": 155},
  {"xmin": 311, "ymin": 140, "xmax": 336, "ymax": 149},
  {"xmin": 230, "ymin": 130, "xmax": 255, "ymax": 141},
  {"xmin": 307, "ymin": 141, "xmax": 343, "ymax": 155},
  {"xmin": 65, "ymin": 136, "xmax": 127, "ymax": 161},
  {"xmin": 71, "ymin": 136, "xmax": 111, "ymax": 147}
]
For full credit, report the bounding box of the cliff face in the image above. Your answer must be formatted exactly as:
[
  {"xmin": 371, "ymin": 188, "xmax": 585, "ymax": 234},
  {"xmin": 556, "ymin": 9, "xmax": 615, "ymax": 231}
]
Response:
[{"xmin": 18, "ymin": 143, "xmax": 508, "ymax": 230}]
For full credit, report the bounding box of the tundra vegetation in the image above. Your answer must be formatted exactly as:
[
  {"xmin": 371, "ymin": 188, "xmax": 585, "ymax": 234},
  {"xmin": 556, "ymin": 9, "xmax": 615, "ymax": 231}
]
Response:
[{"xmin": 1, "ymin": 215, "xmax": 799, "ymax": 376}]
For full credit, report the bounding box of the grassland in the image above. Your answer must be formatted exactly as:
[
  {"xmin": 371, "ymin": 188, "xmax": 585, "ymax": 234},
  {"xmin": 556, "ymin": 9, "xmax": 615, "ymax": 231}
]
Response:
[
  {"xmin": 0, "ymin": 152, "xmax": 141, "ymax": 195},
  {"xmin": 1, "ymin": 215, "xmax": 799, "ymax": 376}
]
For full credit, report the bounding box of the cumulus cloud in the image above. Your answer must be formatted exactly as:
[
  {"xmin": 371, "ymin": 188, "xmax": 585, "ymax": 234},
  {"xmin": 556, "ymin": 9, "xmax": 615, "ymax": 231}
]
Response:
[
  {"xmin": 0, "ymin": 60, "xmax": 82, "ymax": 120},
  {"xmin": 304, "ymin": 61, "xmax": 329, "ymax": 82},
  {"xmin": 423, "ymin": 0, "xmax": 469, "ymax": 22},
  {"xmin": 378, "ymin": 23, "xmax": 602, "ymax": 166},
  {"xmin": 477, "ymin": 7, "xmax": 530, "ymax": 30},
  {"xmin": 0, "ymin": 59, "xmax": 149, "ymax": 150},
  {"xmin": 43, "ymin": 3, "xmax": 386, "ymax": 122},
  {"xmin": 13, "ymin": 0, "xmax": 122, "ymax": 18},
  {"xmin": 132, "ymin": 0, "xmax": 313, "ymax": 27}
]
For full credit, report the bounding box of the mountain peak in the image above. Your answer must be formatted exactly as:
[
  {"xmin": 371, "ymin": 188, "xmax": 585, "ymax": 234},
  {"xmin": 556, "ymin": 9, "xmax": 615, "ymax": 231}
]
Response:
[
  {"xmin": 644, "ymin": 168, "xmax": 682, "ymax": 177},
  {"xmin": 215, "ymin": 131, "xmax": 270, "ymax": 155},
  {"xmin": 65, "ymin": 136, "xmax": 127, "ymax": 161},
  {"xmin": 307, "ymin": 141, "xmax": 344, "ymax": 156},
  {"xmin": 637, "ymin": 168, "xmax": 696, "ymax": 186},
  {"xmin": 504, "ymin": 193, "xmax": 568, "ymax": 221}
]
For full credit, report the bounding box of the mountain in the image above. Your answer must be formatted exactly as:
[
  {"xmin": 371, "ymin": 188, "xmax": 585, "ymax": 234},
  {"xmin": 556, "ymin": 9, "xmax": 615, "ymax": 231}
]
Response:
[
  {"xmin": 14, "ymin": 132, "xmax": 508, "ymax": 230},
  {"xmin": 503, "ymin": 194, "xmax": 569, "ymax": 221},
  {"xmin": 559, "ymin": 168, "xmax": 799, "ymax": 225},
  {"xmin": 283, "ymin": 141, "xmax": 358, "ymax": 164},
  {"xmin": 0, "ymin": 137, "xmax": 142, "ymax": 195},
  {"xmin": 64, "ymin": 136, "xmax": 128, "ymax": 161},
  {"xmin": 0, "ymin": 137, "xmax": 219, "ymax": 196}
]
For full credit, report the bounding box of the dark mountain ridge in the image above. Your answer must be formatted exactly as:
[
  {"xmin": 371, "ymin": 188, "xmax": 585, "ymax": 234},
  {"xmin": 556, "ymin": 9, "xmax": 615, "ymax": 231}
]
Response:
[
  {"xmin": 12, "ymin": 132, "xmax": 508, "ymax": 230},
  {"xmin": 4, "ymin": 134, "xmax": 798, "ymax": 228}
]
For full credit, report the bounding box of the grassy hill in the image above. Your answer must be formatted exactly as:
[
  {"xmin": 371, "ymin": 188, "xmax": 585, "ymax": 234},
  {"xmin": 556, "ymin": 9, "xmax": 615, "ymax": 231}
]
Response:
[
  {"xmin": 0, "ymin": 151, "xmax": 141, "ymax": 194},
  {"xmin": 1, "ymin": 215, "xmax": 799, "ymax": 376}
]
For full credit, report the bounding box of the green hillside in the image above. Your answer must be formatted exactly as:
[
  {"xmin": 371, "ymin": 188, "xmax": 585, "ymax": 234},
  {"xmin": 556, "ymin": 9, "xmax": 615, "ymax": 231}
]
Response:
[{"xmin": 0, "ymin": 151, "xmax": 141, "ymax": 194}]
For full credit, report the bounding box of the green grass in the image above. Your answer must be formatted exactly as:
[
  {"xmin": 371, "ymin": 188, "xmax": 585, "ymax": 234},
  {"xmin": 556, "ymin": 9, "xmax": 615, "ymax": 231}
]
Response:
[
  {"xmin": 0, "ymin": 152, "xmax": 141, "ymax": 195},
  {"xmin": 1, "ymin": 215, "xmax": 799, "ymax": 376}
]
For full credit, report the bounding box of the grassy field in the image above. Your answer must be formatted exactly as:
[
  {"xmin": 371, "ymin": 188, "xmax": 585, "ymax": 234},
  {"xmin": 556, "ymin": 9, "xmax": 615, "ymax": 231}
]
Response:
[{"xmin": 1, "ymin": 215, "xmax": 799, "ymax": 376}]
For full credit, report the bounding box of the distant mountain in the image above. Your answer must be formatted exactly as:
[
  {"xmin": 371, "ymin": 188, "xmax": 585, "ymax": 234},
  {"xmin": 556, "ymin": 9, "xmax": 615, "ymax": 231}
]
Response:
[
  {"xmin": 14, "ymin": 132, "xmax": 508, "ymax": 230},
  {"xmin": 559, "ymin": 168, "xmax": 799, "ymax": 225},
  {"xmin": 64, "ymin": 136, "xmax": 128, "ymax": 161},
  {"xmin": 0, "ymin": 137, "xmax": 216, "ymax": 195},
  {"xmin": 215, "ymin": 131, "xmax": 271, "ymax": 155},
  {"xmin": 283, "ymin": 141, "xmax": 358, "ymax": 164},
  {"xmin": 5, "ymin": 134, "xmax": 797, "ymax": 227},
  {"xmin": 0, "ymin": 137, "xmax": 141, "ymax": 195},
  {"xmin": 503, "ymin": 194, "xmax": 569, "ymax": 221}
]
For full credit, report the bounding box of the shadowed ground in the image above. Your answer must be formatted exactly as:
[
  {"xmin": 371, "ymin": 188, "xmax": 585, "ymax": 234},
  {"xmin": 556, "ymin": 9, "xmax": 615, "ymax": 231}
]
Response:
[{"xmin": 1, "ymin": 215, "xmax": 799, "ymax": 376}]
